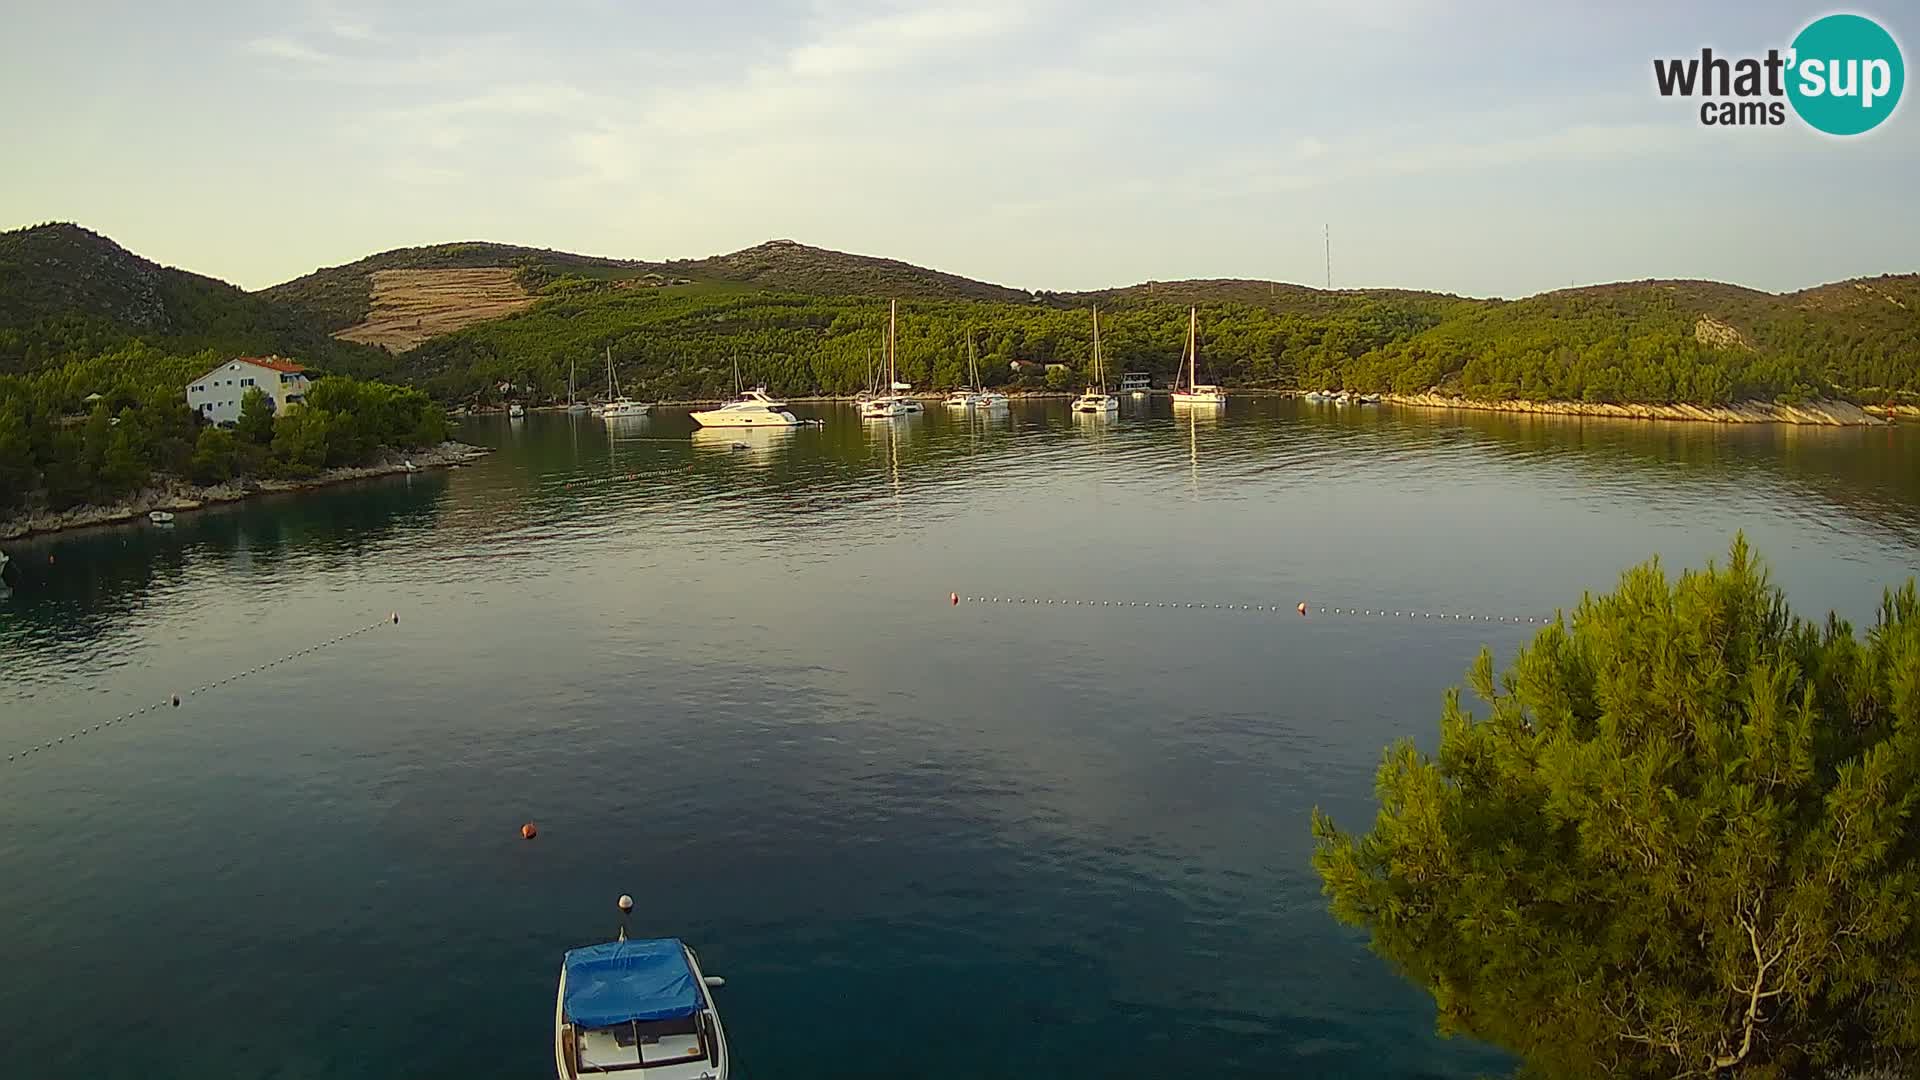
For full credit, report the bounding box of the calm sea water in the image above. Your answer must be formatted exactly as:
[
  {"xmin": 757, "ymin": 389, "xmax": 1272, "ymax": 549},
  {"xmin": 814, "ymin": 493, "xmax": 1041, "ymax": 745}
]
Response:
[{"xmin": 4, "ymin": 399, "xmax": 1918, "ymax": 1080}]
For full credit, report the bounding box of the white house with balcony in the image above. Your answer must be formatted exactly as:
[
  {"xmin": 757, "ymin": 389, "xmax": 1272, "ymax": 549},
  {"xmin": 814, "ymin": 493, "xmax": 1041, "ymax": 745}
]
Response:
[{"xmin": 186, "ymin": 357, "xmax": 311, "ymax": 426}]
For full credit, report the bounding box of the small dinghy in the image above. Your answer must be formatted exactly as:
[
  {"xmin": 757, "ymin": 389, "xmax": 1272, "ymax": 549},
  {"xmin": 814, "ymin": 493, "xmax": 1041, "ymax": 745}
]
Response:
[
  {"xmin": 555, "ymin": 896, "xmax": 730, "ymax": 1080},
  {"xmin": 148, "ymin": 511, "xmax": 176, "ymax": 525},
  {"xmin": 0, "ymin": 548, "xmax": 18, "ymax": 589}
]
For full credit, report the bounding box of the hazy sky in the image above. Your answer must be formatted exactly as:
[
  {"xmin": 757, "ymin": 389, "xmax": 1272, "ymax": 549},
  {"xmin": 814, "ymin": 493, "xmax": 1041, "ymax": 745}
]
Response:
[{"xmin": 3, "ymin": 1, "xmax": 1915, "ymax": 296}]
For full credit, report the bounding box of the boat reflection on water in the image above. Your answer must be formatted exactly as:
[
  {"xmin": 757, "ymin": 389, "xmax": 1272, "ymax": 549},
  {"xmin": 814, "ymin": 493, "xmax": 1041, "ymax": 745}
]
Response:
[{"xmin": 690, "ymin": 424, "xmax": 800, "ymax": 468}]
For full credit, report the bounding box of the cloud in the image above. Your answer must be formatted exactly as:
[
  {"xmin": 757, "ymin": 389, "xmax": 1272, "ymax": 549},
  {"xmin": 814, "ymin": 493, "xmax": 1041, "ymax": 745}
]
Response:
[{"xmin": 787, "ymin": 4, "xmax": 1028, "ymax": 77}]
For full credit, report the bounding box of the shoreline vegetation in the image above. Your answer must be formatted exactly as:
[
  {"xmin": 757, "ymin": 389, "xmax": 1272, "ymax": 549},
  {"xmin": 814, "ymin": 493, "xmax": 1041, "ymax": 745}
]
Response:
[
  {"xmin": 1379, "ymin": 391, "xmax": 1903, "ymax": 426},
  {"xmin": 0, "ymin": 440, "xmax": 488, "ymax": 540}
]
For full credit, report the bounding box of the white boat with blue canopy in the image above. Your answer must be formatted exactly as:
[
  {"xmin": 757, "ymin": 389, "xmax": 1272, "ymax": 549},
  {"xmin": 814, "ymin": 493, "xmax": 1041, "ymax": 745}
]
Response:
[{"xmin": 555, "ymin": 930, "xmax": 729, "ymax": 1079}]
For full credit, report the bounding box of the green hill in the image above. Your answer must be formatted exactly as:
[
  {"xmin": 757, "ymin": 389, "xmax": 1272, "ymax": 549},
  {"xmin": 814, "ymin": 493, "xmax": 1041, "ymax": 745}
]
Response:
[
  {"xmin": 668, "ymin": 239, "xmax": 1032, "ymax": 303},
  {"xmin": 260, "ymin": 241, "xmax": 672, "ymax": 333},
  {"xmin": 0, "ymin": 222, "xmax": 388, "ymax": 376},
  {"xmin": 1343, "ymin": 276, "xmax": 1920, "ymax": 403},
  {"xmin": 3, "ymin": 223, "xmax": 1916, "ymax": 409}
]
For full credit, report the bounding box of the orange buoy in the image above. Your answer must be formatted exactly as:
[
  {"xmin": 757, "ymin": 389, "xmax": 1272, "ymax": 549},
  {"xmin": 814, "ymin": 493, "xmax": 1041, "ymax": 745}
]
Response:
[
  {"xmin": 950, "ymin": 592, "xmax": 959, "ymax": 606},
  {"xmin": 521, "ymin": 823, "xmax": 538, "ymax": 839},
  {"xmin": 1297, "ymin": 602, "xmax": 1308, "ymax": 616}
]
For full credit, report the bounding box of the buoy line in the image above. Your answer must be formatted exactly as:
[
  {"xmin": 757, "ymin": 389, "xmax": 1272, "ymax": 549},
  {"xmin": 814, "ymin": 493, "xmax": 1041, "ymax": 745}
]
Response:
[
  {"xmin": 4, "ymin": 613, "xmax": 401, "ymax": 766},
  {"xmin": 950, "ymin": 593, "xmax": 1554, "ymax": 624}
]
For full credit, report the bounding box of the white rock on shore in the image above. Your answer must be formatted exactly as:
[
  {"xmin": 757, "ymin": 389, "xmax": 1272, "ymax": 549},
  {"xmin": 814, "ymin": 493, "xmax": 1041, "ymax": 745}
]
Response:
[
  {"xmin": 0, "ymin": 441, "xmax": 491, "ymax": 541},
  {"xmin": 1383, "ymin": 392, "xmax": 1891, "ymax": 427}
]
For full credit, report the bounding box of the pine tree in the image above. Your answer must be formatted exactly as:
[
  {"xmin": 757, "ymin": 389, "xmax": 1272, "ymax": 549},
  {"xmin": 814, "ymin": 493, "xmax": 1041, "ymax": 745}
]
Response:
[
  {"xmin": 1313, "ymin": 537, "xmax": 1920, "ymax": 1078},
  {"xmin": 236, "ymin": 387, "xmax": 276, "ymax": 446}
]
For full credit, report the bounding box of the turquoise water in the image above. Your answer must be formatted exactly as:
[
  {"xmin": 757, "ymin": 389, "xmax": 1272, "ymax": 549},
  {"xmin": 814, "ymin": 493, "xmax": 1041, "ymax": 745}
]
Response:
[{"xmin": 3, "ymin": 400, "xmax": 1917, "ymax": 1079}]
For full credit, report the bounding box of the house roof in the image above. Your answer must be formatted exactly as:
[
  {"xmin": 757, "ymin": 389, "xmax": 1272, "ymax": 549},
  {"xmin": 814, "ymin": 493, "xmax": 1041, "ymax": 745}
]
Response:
[
  {"xmin": 235, "ymin": 356, "xmax": 307, "ymax": 374},
  {"xmin": 190, "ymin": 356, "xmax": 309, "ymax": 385}
]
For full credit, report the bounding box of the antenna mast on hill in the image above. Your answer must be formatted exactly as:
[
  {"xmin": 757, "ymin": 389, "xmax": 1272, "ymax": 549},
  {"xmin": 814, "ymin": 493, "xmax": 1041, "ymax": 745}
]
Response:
[{"xmin": 1324, "ymin": 224, "xmax": 1331, "ymax": 291}]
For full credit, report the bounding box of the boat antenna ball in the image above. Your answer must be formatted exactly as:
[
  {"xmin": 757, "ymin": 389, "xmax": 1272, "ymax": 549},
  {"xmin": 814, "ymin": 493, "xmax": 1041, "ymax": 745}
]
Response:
[{"xmin": 618, "ymin": 895, "xmax": 634, "ymax": 915}]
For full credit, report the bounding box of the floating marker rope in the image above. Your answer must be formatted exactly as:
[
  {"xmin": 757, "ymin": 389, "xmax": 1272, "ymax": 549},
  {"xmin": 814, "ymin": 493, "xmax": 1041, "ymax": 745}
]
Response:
[
  {"xmin": 951, "ymin": 594, "xmax": 1555, "ymax": 624},
  {"xmin": 4, "ymin": 614, "xmax": 398, "ymax": 766}
]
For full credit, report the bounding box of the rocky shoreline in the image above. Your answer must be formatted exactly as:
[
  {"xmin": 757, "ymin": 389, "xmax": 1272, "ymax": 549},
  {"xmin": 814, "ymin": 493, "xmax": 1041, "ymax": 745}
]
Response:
[
  {"xmin": 0, "ymin": 441, "xmax": 492, "ymax": 541},
  {"xmin": 1382, "ymin": 392, "xmax": 1893, "ymax": 426}
]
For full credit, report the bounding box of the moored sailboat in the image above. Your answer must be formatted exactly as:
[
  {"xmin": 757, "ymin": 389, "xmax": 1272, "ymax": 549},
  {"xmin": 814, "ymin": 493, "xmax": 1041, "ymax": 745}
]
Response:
[
  {"xmin": 861, "ymin": 301, "xmax": 910, "ymax": 418},
  {"xmin": 1171, "ymin": 307, "xmax": 1226, "ymax": 406},
  {"xmin": 599, "ymin": 347, "xmax": 650, "ymax": 418},
  {"xmin": 1071, "ymin": 306, "xmax": 1119, "ymax": 414}
]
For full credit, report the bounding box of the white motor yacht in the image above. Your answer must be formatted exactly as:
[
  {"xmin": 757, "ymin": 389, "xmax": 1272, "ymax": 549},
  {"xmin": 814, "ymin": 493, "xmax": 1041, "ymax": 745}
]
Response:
[
  {"xmin": 693, "ymin": 360, "xmax": 810, "ymax": 428},
  {"xmin": 692, "ymin": 387, "xmax": 805, "ymax": 428}
]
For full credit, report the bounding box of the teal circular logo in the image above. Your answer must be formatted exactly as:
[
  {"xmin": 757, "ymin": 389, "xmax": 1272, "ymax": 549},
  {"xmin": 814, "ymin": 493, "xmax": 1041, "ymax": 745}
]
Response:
[{"xmin": 1787, "ymin": 14, "xmax": 1904, "ymax": 135}]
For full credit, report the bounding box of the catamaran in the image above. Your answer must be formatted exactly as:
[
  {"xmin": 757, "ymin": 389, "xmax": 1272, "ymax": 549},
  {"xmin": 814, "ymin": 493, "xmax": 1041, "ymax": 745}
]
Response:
[
  {"xmin": 692, "ymin": 359, "xmax": 808, "ymax": 428},
  {"xmin": 1171, "ymin": 307, "xmax": 1226, "ymax": 406},
  {"xmin": 1071, "ymin": 306, "xmax": 1119, "ymax": 414},
  {"xmin": 599, "ymin": 347, "xmax": 650, "ymax": 418},
  {"xmin": 554, "ymin": 897, "xmax": 730, "ymax": 1080},
  {"xmin": 861, "ymin": 301, "xmax": 910, "ymax": 418}
]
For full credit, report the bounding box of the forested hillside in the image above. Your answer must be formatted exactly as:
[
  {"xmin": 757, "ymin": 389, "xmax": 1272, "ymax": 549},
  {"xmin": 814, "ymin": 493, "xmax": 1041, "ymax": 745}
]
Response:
[
  {"xmin": 0, "ymin": 223, "xmax": 388, "ymax": 377},
  {"xmin": 2, "ymin": 222, "xmax": 1916, "ymax": 412}
]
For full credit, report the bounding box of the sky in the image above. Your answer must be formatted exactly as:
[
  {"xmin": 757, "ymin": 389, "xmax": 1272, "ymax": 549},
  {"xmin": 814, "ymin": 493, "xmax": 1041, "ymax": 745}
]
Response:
[{"xmin": 2, "ymin": 0, "xmax": 1916, "ymax": 297}]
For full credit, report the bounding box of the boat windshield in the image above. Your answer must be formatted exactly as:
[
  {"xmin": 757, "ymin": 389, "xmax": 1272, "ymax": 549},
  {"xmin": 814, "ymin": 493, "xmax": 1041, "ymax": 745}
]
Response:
[{"xmin": 573, "ymin": 1016, "xmax": 706, "ymax": 1073}]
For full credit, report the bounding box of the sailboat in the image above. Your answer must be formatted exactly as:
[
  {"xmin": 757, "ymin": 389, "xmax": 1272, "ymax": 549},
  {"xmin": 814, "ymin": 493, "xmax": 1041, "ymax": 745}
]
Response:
[
  {"xmin": 567, "ymin": 358, "xmax": 590, "ymax": 413},
  {"xmin": 860, "ymin": 302, "xmax": 910, "ymax": 418},
  {"xmin": 599, "ymin": 347, "xmax": 650, "ymax": 418},
  {"xmin": 1071, "ymin": 306, "xmax": 1119, "ymax": 413},
  {"xmin": 945, "ymin": 330, "xmax": 983, "ymax": 408},
  {"xmin": 1171, "ymin": 307, "xmax": 1226, "ymax": 406},
  {"xmin": 691, "ymin": 359, "xmax": 807, "ymax": 428},
  {"xmin": 973, "ymin": 332, "xmax": 1008, "ymax": 409}
]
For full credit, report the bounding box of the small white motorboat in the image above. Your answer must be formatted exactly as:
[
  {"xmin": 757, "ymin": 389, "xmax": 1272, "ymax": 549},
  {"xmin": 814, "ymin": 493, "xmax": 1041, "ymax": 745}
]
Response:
[
  {"xmin": 148, "ymin": 511, "xmax": 176, "ymax": 525},
  {"xmin": 1357, "ymin": 393, "xmax": 1383, "ymax": 405},
  {"xmin": 510, "ymin": 403, "xmax": 527, "ymax": 418},
  {"xmin": 555, "ymin": 898, "xmax": 729, "ymax": 1080},
  {"xmin": 944, "ymin": 389, "xmax": 980, "ymax": 408},
  {"xmin": 0, "ymin": 548, "xmax": 17, "ymax": 589}
]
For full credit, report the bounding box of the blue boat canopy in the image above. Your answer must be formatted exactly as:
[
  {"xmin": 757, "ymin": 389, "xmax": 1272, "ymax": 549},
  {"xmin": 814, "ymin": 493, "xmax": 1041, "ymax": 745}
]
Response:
[{"xmin": 563, "ymin": 939, "xmax": 701, "ymax": 1027}]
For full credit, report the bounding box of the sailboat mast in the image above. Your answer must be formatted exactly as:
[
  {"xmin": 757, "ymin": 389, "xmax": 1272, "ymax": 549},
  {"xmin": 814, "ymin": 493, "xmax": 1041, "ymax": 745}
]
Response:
[
  {"xmin": 1092, "ymin": 305, "xmax": 1102, "ymax": 391},
  {"xmin": 1188, "ymin": 307, "xmax": 1198, "ymax": 390},
  {"xmin": 889, "ymin": 300, "xmax": 898, "ymax": 389}
]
